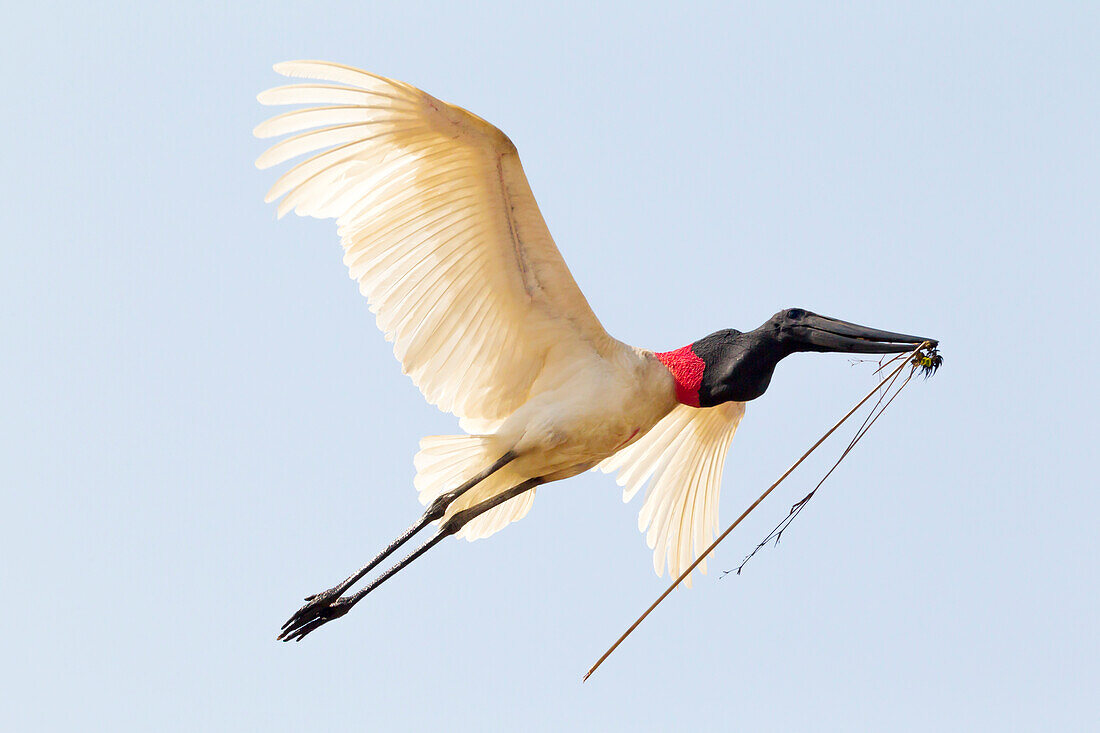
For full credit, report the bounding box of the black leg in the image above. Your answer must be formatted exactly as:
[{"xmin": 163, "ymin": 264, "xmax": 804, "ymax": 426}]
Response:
[
  {"xmin": 436, "ymin": 477, "xmax": 544, "ymax": 537},
  {"xmin": 280, "ymin": 476, "xmax": 543, "ymax": 642},
  {"xmin": 277, "ymin": 451, "xmax": 516, "ymax": 640}
]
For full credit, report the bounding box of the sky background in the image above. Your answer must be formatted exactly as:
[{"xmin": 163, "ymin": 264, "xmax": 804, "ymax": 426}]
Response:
[{"xmin": 3, "ymin": 1, "xmax": 1098, "ymax": 730}]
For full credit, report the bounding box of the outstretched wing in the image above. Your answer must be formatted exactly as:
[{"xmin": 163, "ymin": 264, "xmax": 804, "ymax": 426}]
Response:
[
  {"xmin": 599, "ymin": 402, "xmax": 746, "ymax": 586},
  {"xmin": 255, "ymin": 60, "xmax": 616, "ymax": 424}
]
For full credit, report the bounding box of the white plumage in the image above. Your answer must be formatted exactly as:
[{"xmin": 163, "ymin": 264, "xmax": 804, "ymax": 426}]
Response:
[
  {"xmin": 599, "ymin": 402, "xmax": 744, "ymax": 585},
  {"xmin": 255, "ymin": 60, "xmax": 745, "ymax": 585}
]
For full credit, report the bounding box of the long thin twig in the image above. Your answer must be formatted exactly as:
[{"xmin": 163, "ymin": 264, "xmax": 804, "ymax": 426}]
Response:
[
  {"xmin": 730, "ymin": 360, "xmax": 917, "ymax": 575},
  {"xmin": 583, "ymin": 342, "xmax": 929, "ymax": 682}
]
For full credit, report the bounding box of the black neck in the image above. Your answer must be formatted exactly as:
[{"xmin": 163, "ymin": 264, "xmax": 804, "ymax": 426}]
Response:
[{"xmin": 694, "ymin": 328, "xmax": 790, "ymax": 406}]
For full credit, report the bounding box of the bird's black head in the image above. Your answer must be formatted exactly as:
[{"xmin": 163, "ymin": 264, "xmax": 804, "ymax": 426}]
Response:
[
  {"xmin": 659, "ymin": 309, "xmax": 936, "ymax": 407},
  {"xmin": 769, "ymin": 308, "xmax": 936, "ymax": 356}
]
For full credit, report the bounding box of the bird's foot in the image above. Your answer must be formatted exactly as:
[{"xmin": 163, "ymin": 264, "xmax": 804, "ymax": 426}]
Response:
[{"xmin": 277, "ymin": 588, "xmax": 354, "ymax": 642}]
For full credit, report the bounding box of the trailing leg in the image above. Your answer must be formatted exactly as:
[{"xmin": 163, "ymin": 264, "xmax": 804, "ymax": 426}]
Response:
[
  {"xmin": 277, "ymin": 451, "xmax": 516, "ymax": 640},
  {"xmin": 280, "ymin": 476, "xmax": 544, "ymax": 642}
]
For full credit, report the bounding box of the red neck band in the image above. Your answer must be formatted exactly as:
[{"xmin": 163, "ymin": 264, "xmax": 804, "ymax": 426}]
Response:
[{"xmin": 655, "ymin": 345, "xmax": 704, "ymax": 407}]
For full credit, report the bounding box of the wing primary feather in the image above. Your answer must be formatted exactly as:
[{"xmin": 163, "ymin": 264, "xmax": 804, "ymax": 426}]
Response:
[
  {"xmin": 256, "ymin": 121, "xmax": 409, "ymax": 169},
  {"xmin": 267, "ymin": 129, "xmax": 441, "ymax": 203},
  {"xmin": 253, "ymin": 104, "xmax": 401, "ymax": 138},
  {"xmin": 273, "ymin": 60, "xmax": 421, "ymax": 98},
  {"xmin": 258, "ymin": 83, "xmax": 415, "ymax": 107}
]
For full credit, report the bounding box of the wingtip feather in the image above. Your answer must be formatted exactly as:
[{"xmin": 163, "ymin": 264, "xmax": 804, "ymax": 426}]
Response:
[
  {"xmin": 271, "ymin": 60, "xmax": 407, "ymax": 95},
  {"xmin": 273, "ymin": 60, "xmax": 319, "ymax": 76},
  {"xmin": 256, "ymin": 88, "xmax": 282, "ymax": 106}
]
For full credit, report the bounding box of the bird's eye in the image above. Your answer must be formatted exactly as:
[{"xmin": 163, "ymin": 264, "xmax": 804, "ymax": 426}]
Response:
[{"xmin": 786, "ymin": 309, "xmax": 804, "ymax": 320}]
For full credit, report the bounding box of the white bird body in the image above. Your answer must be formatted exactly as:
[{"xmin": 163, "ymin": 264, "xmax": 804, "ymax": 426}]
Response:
[
  {"xmin": 415, "ymin": 343, "xmax": 681, "ymax": 541},
  {"xmin": 492, "ymin": 345, "xmax": 677, "ymax": 476},
  {"xmin": 254, "ymin": 61, "xmax": 933, "ymax": 640}
]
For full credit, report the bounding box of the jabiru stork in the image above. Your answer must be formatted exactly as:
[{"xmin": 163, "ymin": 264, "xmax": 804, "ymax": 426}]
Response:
[{"xmin": 253, "ymin": 61, "xmax": 937, "ymax": 641}]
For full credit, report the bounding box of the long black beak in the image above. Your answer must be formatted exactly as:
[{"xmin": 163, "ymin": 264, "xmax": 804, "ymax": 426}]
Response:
[{"xmin": 794, "ymin": 314, "xmax": 937, "ymax": 354}]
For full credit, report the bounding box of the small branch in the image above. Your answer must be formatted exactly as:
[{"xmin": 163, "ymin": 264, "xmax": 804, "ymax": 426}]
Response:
[
  {"xmin": 583, "ymin": 342, "xmax": 933, "ymax": 682},
  {"xmin": 727, "ymin": 363, "xmax": 916, "ymax": 576}
]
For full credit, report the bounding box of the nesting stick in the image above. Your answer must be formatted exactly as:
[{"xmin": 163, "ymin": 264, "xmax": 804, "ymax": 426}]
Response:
[{"xmin": 583, "ymin": 342, "xmax": 930, "ymax": 682}]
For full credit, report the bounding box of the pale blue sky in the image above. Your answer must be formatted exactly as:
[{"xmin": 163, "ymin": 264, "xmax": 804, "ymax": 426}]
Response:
[{"xmin": 3, "ymin": 1, "xmax": 1098, "ymax": 730}]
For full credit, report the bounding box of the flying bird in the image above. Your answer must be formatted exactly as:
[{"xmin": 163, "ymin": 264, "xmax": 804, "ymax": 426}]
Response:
[{"xmin": 254, "ymin": 60, "xmax": 937, "ymax": 641}]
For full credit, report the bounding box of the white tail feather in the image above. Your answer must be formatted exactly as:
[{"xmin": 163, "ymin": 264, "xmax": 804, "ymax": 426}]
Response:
[{"xmin": 414, "ymin": 435, "xmax": 535, "ymax": 541}]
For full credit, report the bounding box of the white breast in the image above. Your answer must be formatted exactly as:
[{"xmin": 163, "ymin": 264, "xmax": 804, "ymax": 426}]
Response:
[{"xmin": 494, "ymin": 346, "xmax": 678, "ymax": 481}]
